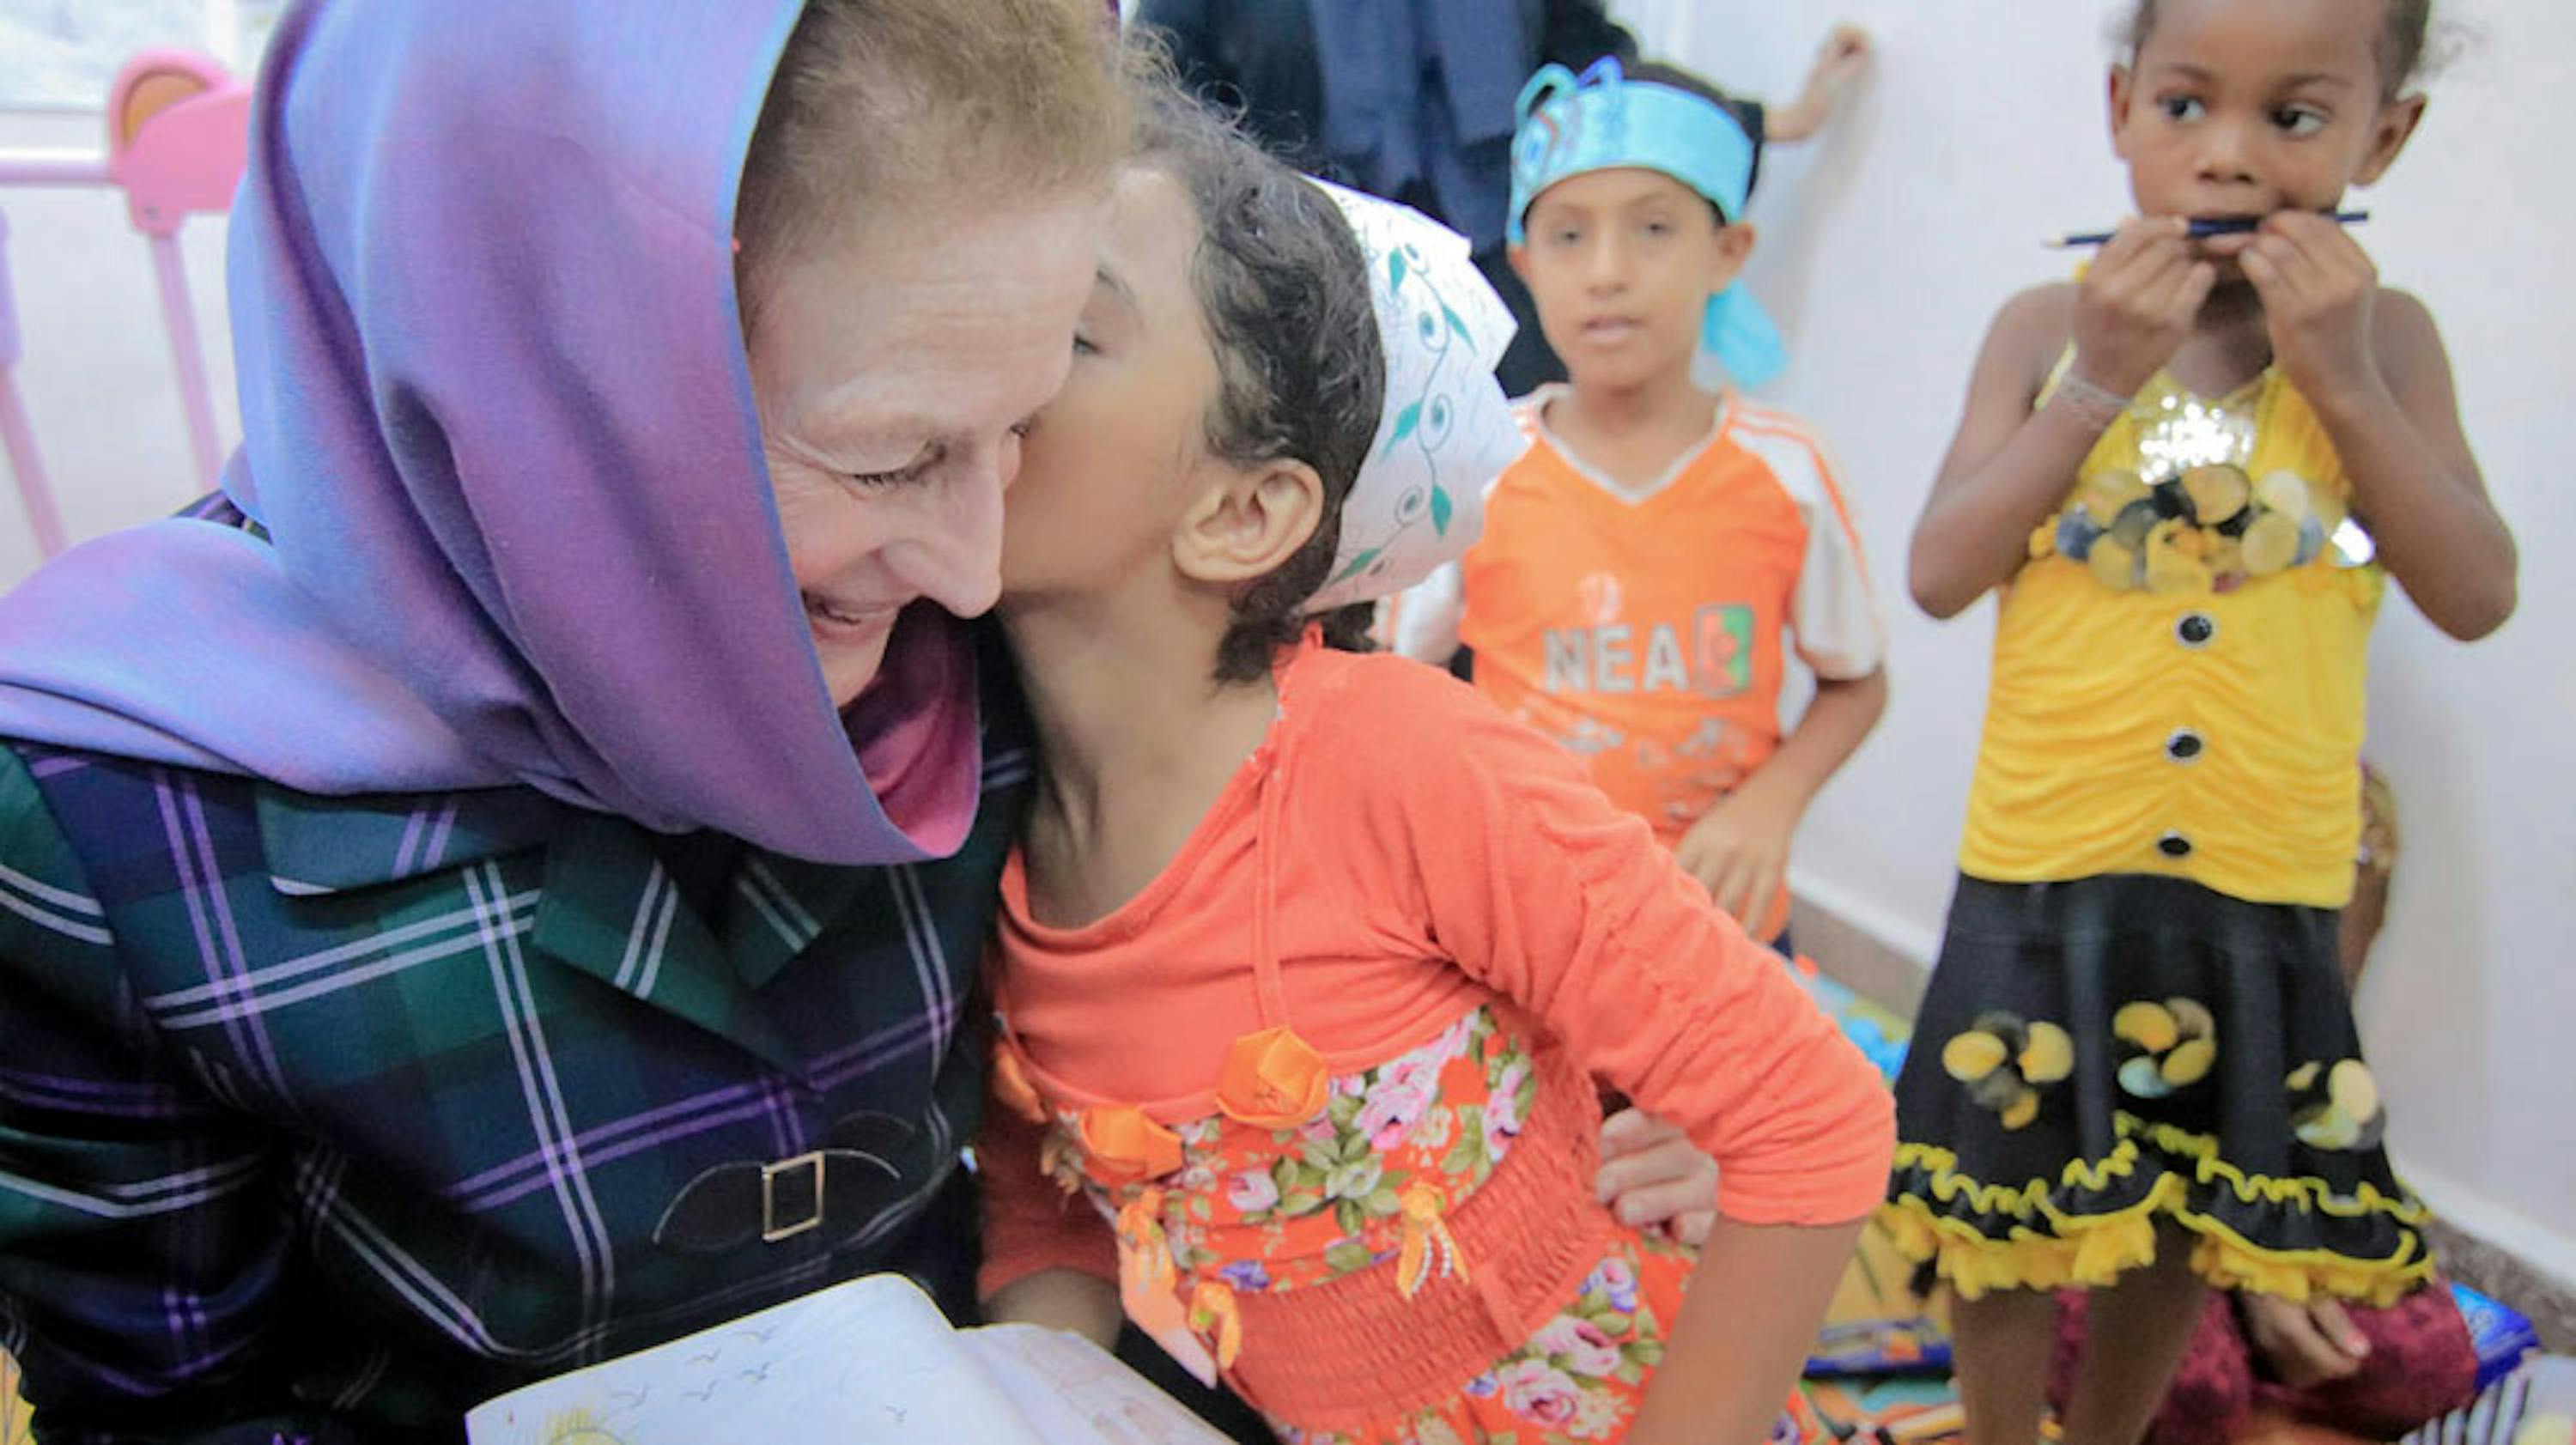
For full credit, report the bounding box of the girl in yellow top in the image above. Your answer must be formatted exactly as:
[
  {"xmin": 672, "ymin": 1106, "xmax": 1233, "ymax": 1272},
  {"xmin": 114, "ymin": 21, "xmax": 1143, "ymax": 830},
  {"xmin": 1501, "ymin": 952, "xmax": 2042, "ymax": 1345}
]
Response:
[{"xmin": 1886, "ymin": 3, "xmax": 2517, "ymax": 1445}]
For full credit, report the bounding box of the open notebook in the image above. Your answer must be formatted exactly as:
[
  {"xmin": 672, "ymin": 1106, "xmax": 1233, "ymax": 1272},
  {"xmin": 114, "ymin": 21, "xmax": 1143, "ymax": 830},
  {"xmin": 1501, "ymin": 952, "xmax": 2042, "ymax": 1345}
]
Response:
[{"xmin": 466, "ymin": 1274, "xmax": 1232, "ymax": 1445}]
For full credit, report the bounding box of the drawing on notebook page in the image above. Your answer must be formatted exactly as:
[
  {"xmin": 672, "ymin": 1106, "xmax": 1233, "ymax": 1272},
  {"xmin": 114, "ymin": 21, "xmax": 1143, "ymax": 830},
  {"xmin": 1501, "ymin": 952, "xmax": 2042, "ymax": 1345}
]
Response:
[{"xmin": 465, "ymin": 1274, "xmax": 1230, "ymax": 1445}]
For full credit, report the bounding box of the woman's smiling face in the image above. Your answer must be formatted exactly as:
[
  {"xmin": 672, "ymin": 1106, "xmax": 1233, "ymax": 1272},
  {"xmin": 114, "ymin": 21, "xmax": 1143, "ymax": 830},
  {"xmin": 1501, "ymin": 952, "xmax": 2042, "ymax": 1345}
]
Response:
[{"xmin": 747, "ymin": 186, "xmax": 1109, "ymax": 707}]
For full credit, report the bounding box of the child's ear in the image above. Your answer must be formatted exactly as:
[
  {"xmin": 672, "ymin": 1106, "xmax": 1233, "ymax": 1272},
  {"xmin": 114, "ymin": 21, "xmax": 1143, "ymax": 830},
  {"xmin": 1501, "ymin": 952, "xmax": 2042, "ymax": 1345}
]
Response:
[
  {"xmin": 1506, "ymin": 242, "xmax": 1533, "ymax": 287},
  {"xmin": 2354, "ymin": 94, "xmax": 2427, "ymax": 186},
  {"xmin": 1710, "ymin": 220, "xmax": 1757, "ymax": 289},
  {"xmin": 2107, "ymin": 64, "xmax": 2137, "ymax": 159},
  {"xmin": 1173, "ymin": 459, "xmax": 1326, "ymax": 587}
]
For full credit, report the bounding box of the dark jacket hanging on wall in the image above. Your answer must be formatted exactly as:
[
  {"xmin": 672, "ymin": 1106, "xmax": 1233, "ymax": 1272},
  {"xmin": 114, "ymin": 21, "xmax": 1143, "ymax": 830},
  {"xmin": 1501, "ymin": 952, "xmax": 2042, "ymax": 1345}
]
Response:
[{"xmin": 1135, "ymin": 0, "xmax": 1638, "ymax": 232}]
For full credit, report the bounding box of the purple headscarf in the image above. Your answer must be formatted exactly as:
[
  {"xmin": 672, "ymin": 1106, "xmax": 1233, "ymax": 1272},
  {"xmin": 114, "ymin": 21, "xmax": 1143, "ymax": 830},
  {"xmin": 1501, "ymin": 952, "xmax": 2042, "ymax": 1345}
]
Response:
[{"xmin": 0, "ymin": 0, "xmax": 985, "ymax": 866}]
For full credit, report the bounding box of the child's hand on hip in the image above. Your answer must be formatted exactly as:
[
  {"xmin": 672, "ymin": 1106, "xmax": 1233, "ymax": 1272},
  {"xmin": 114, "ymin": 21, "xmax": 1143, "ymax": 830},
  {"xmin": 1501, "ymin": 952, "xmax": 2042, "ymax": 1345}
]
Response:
[
  {"xmin": 1675, "ymin": 784, "xmax": 1799, "ymax": 936},
  {"xmin": 2240, "ymin": 211, "xmax": 2386, "ymax": 410},
  {"xmin": 1596, "ymin": 1108, "xmax": 1719, "ymax": 1245},
  {"xmin": 2072, "ymin": 216, "xmax": 2217, "ymax": 396}
]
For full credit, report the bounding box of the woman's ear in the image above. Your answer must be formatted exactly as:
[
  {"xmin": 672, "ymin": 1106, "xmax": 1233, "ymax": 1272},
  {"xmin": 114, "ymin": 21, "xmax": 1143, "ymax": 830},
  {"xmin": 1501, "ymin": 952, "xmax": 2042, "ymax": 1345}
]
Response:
[{"xmin": 1173, "ymin": 458, "xmax": 1327, "ymax": 586}]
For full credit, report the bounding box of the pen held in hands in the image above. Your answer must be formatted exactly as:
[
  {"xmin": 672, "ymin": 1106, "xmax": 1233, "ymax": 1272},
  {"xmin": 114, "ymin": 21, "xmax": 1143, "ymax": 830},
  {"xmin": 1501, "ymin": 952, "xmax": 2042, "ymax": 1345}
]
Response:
[{"xmin": 2047, "ymin": 210, "xmax": 2370, "ymax": 249}]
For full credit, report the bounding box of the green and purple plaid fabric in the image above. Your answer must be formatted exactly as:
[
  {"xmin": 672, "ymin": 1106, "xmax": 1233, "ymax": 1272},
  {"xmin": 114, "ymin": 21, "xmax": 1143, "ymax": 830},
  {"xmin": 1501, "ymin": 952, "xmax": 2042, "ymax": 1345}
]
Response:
[{"xmin": 0, "ymin": 653, "xmax": 1032, "ymax": 1443}]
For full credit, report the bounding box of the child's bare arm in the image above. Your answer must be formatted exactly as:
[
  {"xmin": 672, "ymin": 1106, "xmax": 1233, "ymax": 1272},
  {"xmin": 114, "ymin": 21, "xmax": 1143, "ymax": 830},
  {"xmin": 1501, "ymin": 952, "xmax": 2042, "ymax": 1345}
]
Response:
[
  {"xmin": 1766, "ymin": 25, "xmax": 1871, "ymax": 143},
  {"xmin": 1376, "ymin": 671, "xmax": 1893, "ymax": 1441},
  {"xmin": 1629, "ymin": 1216, "xmax": 1868, "ymax": 1445},
  {"xmin": 2321, "ymin": 292, "xmax": 2513, "ymax": 637},
  {"xmin": 2240, "ymin": 215, "xmax": 2514, "ymax": 637},
  {"xmin": 2361, "ymin": 291, "xmax": 2515, "ymax": 635},
  {"xmin": 1905, "ymin": 285, "xmax": 2088, "ymax": 616},
  {"xmin": 984, "ymin": 1269, "xmax": 1123, "ymax": 1347},
  {"xmin": 1911, "ymin": 218, "xmax": 2213, "ymax": 617}
]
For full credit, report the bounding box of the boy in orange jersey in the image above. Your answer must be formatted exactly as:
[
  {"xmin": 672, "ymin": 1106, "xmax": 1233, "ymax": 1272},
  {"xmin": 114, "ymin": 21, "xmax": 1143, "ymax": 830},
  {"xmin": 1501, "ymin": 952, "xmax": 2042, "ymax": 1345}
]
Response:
[{"xmin": 1395, "ymin": 58, "xmax": 1886, "ymax": 945}]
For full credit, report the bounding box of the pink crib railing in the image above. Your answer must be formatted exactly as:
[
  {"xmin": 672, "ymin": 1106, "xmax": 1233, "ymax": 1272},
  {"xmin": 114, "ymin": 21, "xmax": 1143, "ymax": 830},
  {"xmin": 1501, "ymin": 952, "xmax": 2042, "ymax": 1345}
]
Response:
[{"xmin": 0, "ymin": 51, "xmax": 251, "ymax": 559}]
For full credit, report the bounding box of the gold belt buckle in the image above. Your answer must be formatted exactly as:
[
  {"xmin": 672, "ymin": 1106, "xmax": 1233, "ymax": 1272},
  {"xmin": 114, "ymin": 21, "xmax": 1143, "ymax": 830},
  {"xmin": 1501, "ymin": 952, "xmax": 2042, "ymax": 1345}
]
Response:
[{"xmin": 761, "ymin": 1150, "xmax": 827, "ymax": 1243}]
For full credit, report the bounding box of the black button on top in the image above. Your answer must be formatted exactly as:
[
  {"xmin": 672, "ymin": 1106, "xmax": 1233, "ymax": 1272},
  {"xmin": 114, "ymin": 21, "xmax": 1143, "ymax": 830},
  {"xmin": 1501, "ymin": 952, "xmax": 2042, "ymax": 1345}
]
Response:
[
  {"xmin": 2166, "ymin": 729, "xmax": 2204, "ymax": 762},
  {"xmin": 2158, "ymin": 832, "xmax": 2195, "ymax": 859},
  {"xmin": 2176, "ymin": 613, "xmax": 2216, "ymax": 647}
]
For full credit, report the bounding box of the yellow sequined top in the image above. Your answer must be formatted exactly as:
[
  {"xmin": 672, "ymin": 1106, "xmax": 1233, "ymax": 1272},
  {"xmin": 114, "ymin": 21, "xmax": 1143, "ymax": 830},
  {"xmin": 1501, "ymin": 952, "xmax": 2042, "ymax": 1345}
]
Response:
[{"xmin": 1957, "ymin": 358, "xmax": 2385, "ymax": 908}]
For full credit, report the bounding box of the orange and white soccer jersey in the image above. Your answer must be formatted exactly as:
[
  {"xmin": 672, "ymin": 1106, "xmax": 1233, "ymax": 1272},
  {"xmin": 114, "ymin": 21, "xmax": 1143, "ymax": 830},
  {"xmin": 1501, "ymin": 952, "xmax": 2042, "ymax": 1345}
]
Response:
[{"xmin": 1433, "ymin": 386, "xmax": 1882, "ymax": 852}]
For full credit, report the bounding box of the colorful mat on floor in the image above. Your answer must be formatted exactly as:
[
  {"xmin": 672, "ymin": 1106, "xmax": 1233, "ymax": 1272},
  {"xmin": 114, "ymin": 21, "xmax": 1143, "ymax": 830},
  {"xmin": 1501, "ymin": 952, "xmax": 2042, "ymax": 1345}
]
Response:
[
  {"xmin": 1786, "ymin": 958, "xmax": 1964, "ymax": 1441},
  {"xmin": 2403, "ymin": 1355, "xmax": 2575, "ymax": 1445},
  {"xmin": 1795, "ymin": 1374, "xmax": 1965, "ymax": 1445},
  {"xmin": 1791, "ymin": 959, "xmax": 1956, "ymax": 1379}
]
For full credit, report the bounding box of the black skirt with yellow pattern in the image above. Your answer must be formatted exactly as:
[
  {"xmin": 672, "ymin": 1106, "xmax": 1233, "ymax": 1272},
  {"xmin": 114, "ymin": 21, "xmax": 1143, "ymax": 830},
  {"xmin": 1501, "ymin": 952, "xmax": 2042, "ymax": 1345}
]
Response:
[{"xmin": 1881, "ymin": 873, "xmax": 2430, "ymax": 1306}]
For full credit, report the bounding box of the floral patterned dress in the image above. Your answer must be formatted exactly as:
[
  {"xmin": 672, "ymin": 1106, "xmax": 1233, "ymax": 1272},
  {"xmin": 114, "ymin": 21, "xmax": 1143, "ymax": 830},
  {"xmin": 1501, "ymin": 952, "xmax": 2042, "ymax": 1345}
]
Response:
[
  {"xmin": 981, "ymin": 638, "xmax": 1896, "ymax": 1443},
  {"xmin": 999, "ymin": 1005, "xmax": 1701, "ymax": 1444}
]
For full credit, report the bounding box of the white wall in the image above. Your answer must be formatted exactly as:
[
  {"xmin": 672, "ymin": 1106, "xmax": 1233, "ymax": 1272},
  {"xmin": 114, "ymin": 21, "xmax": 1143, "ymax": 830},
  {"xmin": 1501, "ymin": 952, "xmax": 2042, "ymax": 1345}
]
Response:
[
  {"xmin": 0, "ymin": 106, "xmax": 239, "ymax": 579},
  {"xmin": 1614, "ymin": 0, "xmax": 2574, "ymax": 1279}
]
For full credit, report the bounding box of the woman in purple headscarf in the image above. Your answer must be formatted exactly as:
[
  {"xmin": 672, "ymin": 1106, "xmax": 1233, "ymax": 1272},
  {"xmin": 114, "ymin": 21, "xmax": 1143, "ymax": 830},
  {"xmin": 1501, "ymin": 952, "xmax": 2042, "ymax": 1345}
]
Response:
[
  {"xmin": 0, "ymin": 1, "xmax": 1728, "ymax": 1439},
  {"xmin": 0, "ymin": 1, "xmax": 1129, "ymax": 1437}
]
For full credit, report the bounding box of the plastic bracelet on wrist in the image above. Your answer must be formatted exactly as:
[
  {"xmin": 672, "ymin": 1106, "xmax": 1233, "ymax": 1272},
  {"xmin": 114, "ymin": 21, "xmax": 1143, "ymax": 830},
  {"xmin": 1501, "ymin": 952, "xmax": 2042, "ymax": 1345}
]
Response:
[{"xmin": 2051, "ymin": 371, "xmax": 2136, "ymax": 432}]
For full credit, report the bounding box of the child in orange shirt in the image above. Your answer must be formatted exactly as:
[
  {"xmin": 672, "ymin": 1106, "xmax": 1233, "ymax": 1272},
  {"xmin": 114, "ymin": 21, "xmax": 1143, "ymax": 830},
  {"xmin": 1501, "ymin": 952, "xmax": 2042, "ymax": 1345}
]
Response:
[
  {"xmin": 974, "ymin": 96, "xmax": 1892, "ymax": 1445},
  {"xmin": 1394, "ymin": 60, "xmax": 1887, "ymax": 944}
]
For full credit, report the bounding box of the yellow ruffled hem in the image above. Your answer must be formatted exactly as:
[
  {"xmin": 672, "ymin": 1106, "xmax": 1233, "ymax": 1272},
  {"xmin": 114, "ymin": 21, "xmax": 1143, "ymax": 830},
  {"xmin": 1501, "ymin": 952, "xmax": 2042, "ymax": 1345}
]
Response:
[{"xmin": 1881, "ymin": 1114, "xmax": 2433, "ymax": 1307}]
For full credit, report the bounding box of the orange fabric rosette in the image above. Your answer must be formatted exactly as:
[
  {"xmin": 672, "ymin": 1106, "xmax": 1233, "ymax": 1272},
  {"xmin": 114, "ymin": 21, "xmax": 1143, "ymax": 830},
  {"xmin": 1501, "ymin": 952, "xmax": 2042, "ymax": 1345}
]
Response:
[
  {"xmin": 1189, "ymin": 1279, "xmax": 1245, "ymax": 1370},
  {"xmin": 1078, "ymin": 1104, "xmax": 1185, "ymax": 1184},
  {"xmin": 991, "ymin": 1037, "xmax": 1047, "ymax": 1122},
  {"xmin": 1214, "ymin": 1025, "xmax": 1331, "ymax": 1129}
]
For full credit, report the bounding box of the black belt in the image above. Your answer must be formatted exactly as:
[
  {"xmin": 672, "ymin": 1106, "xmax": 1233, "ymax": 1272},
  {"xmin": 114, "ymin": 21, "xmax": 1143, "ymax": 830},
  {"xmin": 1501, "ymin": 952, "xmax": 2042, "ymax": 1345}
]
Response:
[{"xmin": 653, "ymin": 1110, "xmax": 932, "ymax": 1254}]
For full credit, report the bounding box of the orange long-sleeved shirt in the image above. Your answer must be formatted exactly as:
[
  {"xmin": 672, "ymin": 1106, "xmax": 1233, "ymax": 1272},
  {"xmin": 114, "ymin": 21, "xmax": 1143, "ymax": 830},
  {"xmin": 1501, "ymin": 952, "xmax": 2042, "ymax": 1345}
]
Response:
[{"xmin": 981, "ymin": 641, "xmax": 1892, "ymax": 1304}]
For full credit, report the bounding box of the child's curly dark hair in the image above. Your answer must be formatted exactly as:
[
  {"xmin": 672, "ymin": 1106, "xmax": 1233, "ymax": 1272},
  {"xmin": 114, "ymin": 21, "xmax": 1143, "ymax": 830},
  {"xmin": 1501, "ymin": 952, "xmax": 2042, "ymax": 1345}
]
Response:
[
  {"xmin": 1135, "ymin": 95, "xmax": 1387, "ymax": 683},
  {"xmin": 2123, "ymin": 0, "xmax": 2435, "ymax": 98}
]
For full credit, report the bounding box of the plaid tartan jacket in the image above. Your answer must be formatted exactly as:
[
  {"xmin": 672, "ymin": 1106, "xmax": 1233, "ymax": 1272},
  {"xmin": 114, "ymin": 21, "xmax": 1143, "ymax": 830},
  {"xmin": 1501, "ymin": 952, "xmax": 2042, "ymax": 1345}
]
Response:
[{"xmin": 0, "ymin": 644, "xmax": 1033, "ymax": 1443}]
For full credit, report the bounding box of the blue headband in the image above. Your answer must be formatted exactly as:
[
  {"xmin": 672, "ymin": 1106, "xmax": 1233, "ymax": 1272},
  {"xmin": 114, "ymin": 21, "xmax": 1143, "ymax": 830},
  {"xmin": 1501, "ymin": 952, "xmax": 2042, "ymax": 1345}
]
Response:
[{"xmin": 1507, "ymin": 58, "xmax": 1787, "ymax": 389}]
